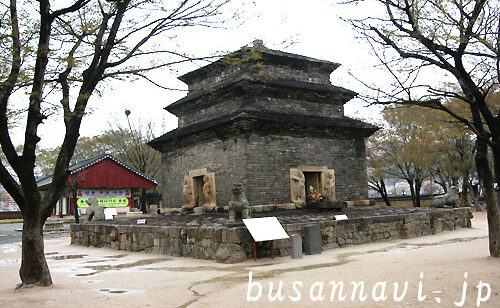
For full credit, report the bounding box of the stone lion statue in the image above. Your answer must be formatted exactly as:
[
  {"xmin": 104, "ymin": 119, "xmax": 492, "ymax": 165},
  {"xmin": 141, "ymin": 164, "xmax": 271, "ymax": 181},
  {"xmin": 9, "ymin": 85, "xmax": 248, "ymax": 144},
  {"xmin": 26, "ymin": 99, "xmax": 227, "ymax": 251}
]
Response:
[
  {"xmin": 86, "ymin": 197, "xmax": 104, "ymax": 221},
  {"xmin": 431, "ymin": 186, "xmax": 459, "ymax": 208},
  {"xmin": 228, "ymin": 183, "xmax": 250, "ymax": 221}
]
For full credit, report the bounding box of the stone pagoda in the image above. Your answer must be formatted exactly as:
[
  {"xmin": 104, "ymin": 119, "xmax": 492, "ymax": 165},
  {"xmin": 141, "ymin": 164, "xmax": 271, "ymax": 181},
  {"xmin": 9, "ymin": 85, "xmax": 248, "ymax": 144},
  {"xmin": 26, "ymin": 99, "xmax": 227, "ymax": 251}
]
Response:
[{"xmin": 149, "ymin": 41, "xmax": 378, "ymax": 209}]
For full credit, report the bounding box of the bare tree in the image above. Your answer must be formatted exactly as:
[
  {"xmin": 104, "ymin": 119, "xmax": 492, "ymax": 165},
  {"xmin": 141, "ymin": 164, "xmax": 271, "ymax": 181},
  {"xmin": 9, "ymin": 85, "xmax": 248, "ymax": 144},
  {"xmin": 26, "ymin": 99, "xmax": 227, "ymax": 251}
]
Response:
[
  {"xmin": 0, "ymin": 0, "xmax": 230, "ymax": 287},
  {"xmin": 371, "ymin": 106, "xmax": 436, "ymax": 207},
  {"xmin": 345, "ymin": 0, "xmax": 500, "ymax": 256},
  {"xmin": 36, "ymin": 115, "xmax": 163, "ymax": 213},
  {"xmin": 367, "ymin": 136, "xmax": 392, "ymax": 206}
]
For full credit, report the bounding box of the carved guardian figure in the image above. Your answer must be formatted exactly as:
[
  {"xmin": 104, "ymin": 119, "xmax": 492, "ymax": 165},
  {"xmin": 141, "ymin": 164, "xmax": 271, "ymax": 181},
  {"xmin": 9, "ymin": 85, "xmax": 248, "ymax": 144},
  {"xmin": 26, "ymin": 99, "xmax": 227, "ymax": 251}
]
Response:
[
  {"xmin": 228, "ymin": 183, "xmax": 250, "ymax": 221},
  {"xmin": 290, "ymin": 169, "xmax": 306, "ymax": 204},
  {"xmin": 202, "ymin": 174, "xmax": 217, "ymax": 212},
  {"xmin": 182, "ymin": 176, "xmax": 195, "ymax": 211}
]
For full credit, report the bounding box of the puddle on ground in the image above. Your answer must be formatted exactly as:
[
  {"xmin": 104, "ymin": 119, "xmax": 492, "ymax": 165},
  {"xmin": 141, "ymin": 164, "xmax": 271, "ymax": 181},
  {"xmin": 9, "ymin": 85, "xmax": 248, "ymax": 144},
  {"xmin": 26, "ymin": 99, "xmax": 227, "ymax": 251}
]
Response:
[
  {"xmin": 412, "ymin": 236, "xmax": 488, "ymax": 246},
  {"xmin": 84, "ymin": 260, "xmax": 112, "ymax": 264},
  {"xmin": 0, "ymin": 259, "xmax": 19, "ymax": 266},
  {"xmin": 49, "ymin": 254, "xmax": 87, "ymax": 260},
  {"xmin": 0, "ymin": 243, "xmax": 21, "ymax": 255},
  {"xmin": 370, "ymin": 245, "xmax": 420, "ymax": 256},
  {"xmin": 103, "ymin": 254, "xmax": 128, "ymax": 259},
  {"xmin": 147, "ymin": 265, "xmax": 245, "ymax": 273},
  {"xmin": 343, "ymin": 245, "xmax": 421, "ymax": 258},
  {"xmin": 76, "ymin": 258, "xmax": 170, "ymax": 276},
  {"xmin": 146, "ymin": 262, "xmax": 277, "ymax": 273},
  {"xmin": 98, "ymin": 288, "xmax": 127, "ymax": 295},
  {"xmin": 176, "ymin": 285, "xmax": 201, "ymax": 308},
  {"xmin": 335, "ymin": 235, "xmax": 489, "ymax": 259},
  {"xmin": 177, "ymin": 298, "xmax": 197, "ymax": 308}
]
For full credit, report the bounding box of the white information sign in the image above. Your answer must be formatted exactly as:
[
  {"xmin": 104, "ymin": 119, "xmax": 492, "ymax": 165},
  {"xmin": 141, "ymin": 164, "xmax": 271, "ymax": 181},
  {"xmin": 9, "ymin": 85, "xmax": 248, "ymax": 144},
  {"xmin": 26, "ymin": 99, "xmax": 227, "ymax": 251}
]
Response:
[
  {"xmin": 104, "ymin": 208, "xmax": 118, "ymax": 220},
  {"xmin": 334, "ymin": 214, "xmax": 348, "ymax": 221},
  {"xmin": 242, "ymin": 217, "xmax": 289, "ymax": 242}
]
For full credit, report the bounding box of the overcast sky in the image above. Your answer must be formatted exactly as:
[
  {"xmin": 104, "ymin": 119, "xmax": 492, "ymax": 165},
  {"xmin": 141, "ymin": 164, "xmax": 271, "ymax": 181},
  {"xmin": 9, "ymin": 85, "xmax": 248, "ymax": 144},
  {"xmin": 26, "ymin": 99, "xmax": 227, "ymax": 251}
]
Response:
[{"xmin": 13, "ymin": 0, "xmax": 387, "ymax": 149}]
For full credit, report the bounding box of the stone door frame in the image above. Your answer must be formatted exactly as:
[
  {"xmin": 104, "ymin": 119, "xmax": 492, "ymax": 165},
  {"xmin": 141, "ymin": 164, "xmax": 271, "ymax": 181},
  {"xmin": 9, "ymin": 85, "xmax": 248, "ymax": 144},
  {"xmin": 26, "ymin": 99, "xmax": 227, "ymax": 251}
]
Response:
[
  {"xmin": 184, "ymin": 168, "xmax": 217, "ymax": 208},
  {"xmin": 290, "ymin": 166, "xmax": 336, "ymax": 205}
]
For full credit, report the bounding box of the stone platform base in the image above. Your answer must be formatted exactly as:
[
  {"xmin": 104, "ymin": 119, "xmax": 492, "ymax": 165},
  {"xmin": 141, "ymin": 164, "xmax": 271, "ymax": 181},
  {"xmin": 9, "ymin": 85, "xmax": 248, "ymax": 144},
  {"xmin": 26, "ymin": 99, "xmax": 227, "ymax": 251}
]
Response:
[
  {"xmin": 307, "ymin": 200, "xmax": 347, "ymax": 209},
  {"xmin": 347, "ymin": 199, "xmax": 376, "ymax": 207},
  {"xmin": 44, "ymin": 221, "xmax": 64, "ymax": 231},
  {"xmin": 71, "ymin": 207, "xmax": 472, "ymax": 263}
]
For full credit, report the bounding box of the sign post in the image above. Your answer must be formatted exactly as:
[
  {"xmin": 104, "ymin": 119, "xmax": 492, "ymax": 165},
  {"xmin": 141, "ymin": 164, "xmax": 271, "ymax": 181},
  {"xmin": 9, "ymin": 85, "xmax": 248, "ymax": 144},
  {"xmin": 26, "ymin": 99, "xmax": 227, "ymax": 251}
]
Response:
[{"xmin": 243, "ymin": 217, "xmax": 289, "ymax": 261}]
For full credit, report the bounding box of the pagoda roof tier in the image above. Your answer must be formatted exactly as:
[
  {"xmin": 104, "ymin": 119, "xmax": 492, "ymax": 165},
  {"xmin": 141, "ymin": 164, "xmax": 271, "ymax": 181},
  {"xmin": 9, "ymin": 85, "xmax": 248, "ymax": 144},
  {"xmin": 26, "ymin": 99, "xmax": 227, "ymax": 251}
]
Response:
[
  {"xmin": 148, "ymin": 110, "xmax": 378, "ymax": 151},
  {"xmin": 166, "ymin": 76, "xmax": 357, "ymax": 115},
  {"xmin": 178, "ymin": 42, "xmax": 341, "ymax": 86}
]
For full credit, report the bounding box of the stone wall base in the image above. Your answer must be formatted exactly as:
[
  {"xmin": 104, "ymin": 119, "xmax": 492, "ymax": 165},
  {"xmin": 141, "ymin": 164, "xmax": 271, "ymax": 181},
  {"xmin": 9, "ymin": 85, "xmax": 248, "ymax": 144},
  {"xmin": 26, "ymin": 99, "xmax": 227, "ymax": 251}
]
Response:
[{"xmin": 70, "ymin": 208, "xmax": 472, "ymax": 263}]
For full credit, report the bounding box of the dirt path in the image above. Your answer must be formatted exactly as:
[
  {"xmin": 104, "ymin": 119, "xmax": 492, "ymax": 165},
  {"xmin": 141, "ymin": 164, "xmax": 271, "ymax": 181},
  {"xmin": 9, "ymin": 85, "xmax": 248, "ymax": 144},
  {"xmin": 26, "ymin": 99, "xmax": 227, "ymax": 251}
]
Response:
[{"xmin": 0, "ymin": 211, "xmax": 498, "ymax": 307}]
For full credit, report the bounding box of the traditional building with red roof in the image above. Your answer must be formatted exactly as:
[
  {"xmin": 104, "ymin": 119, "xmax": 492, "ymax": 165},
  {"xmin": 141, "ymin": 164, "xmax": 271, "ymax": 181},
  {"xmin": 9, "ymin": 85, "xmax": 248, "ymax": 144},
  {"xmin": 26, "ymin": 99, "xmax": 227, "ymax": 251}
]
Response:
[{"xmin": 37, "ymin": 152, "xmax": 158, "ymax": 216}]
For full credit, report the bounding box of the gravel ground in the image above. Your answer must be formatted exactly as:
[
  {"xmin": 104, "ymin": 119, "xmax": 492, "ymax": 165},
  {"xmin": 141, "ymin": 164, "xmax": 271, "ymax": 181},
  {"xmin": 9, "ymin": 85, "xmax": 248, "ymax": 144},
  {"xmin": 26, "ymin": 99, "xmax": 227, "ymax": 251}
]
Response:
[{"xmin": 0, "ymin": 211, "xmax": 497, "ymax": 308}]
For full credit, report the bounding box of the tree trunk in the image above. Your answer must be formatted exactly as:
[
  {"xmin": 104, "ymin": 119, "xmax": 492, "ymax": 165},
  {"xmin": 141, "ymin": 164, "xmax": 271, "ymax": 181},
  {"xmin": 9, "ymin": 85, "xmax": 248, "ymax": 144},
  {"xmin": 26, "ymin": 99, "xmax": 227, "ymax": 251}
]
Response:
[
  {"xmin": 433, "ymin": 173, "xmax": 448, "ymax": 193},
  {"xmin": 476, "ymin": 138, "xmax": 500, "ymax": 257},
  {"xmin": 140, "ymin": 188, "xmax": 147, "ymax": 214},
  {"xmin": 380, "ymin": 179, "xmax": 391, "ymax": 206},
  {"xmin": 407, "ymin": 179, "xmax": 420, "ymax": 207},
  {"xmin": 369, "ymin": 179, "xmax": 392, "ymax": 206},
  {"xmin": 19, "ymin": 213, "xmax": 52, "ymax": 286},
  {"xmin": 72, "ymin": 179, "xmax": 79, "ymax": 224},
  {"xmin": 466, "ymin": 180, "xmax": 481, "ymax": 211},
  {"xmin": 415, "ymin": 179, "xmax": 422, "ymax": 208},
  {"xmin": 434, "ymin": 180, "xmax": 447, "ymax": 193},
  {"xmin": 459, "ymin": 179, "xmax": 470, "ymax": 207},
  {"xmin": 491, "ymin": 136, "xmax": 500, "ymax": 191}
]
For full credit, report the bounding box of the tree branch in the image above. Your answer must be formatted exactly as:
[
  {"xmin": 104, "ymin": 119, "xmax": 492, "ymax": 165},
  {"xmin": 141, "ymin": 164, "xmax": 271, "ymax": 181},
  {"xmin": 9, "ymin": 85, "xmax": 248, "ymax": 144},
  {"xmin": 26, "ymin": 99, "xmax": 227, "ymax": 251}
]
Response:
[
  {"xmin": 50, "ymin": 0, "xmax": 91, "ymax": 20},
  {"xmin": 58, "ymin": 35, "xmax": 85, "ymax": 126},
  {"xmin": 42, "ymin": 0, "xmax": 132, "ymax": 213},
  {"xmin": 0, "ymin": 158, "xmax": 25, "ymax": 212},
  {"xmin": 0, "ymin": 0, "xmax": 23, "ymax": 179},
  {"xmin": 456, "ymin": 0, "xmax": 488, "ymax": 57}
]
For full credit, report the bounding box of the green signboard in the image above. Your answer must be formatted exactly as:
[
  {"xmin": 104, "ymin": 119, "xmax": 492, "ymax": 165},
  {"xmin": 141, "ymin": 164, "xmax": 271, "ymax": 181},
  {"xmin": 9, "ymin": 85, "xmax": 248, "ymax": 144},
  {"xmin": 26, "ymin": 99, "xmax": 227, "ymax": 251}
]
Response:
[{"xmin": 77, "ymin": 197, "xmax": 130, "ymax": 208}]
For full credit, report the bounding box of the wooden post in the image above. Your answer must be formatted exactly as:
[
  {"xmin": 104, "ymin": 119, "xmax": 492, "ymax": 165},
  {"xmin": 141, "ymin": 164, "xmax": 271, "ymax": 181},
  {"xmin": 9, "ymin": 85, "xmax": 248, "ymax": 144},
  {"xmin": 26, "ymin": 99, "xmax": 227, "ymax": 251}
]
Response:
[
  {"xmin": 253, "ymin": 239, "xmax": 256, "ymax": 261},
  {"xmin": 58, "ymin": 199, "xmax": 63, "ymax": 218},
  {"xmin": 253, "ymin": 240, "xmax": 275, "ymax": 260}
]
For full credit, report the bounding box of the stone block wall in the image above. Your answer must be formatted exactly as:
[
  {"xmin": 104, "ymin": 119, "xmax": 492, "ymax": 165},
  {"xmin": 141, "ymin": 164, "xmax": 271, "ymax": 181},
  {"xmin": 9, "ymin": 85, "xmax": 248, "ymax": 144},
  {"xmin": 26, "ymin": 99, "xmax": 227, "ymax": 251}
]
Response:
[
  {"xmin": 372, "ymin": 195, "xmax": 435, "ymax": 207},
  {"xmin": 243, "ymin": 133, "xmax": 368, "ymax": 204},
  {"xmin": 71, "ymin": 208, "xmax": 472, "ymax": 262},
  {"xmin": 161, "ymin": 131, "xmax": 368, "ymax": 207},
  {"xmin": 161, "ymin": 135, "xmax": 247, "ymax": 208},
  {"xmin": 185, "ymin": 62, "xmax": 332, "ymax": 93},
  {"xmin": 178, "ymin": 95, "xmax": 345, "ymax": 128},
  {"xmin": 178, "ymin": 96, "xmax": 248, "ymax": 127},
  {"xmin": 252, "ymin": 97, "xmax": 344, "ymax": 119}
]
